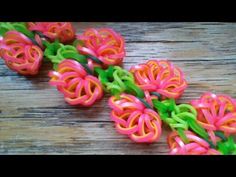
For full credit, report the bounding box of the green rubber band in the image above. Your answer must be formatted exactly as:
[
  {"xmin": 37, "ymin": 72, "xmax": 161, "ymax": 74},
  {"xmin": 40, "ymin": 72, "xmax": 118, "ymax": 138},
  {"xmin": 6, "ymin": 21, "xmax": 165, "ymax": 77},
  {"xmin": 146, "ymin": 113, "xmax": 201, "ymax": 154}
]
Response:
[{"xmin": 177, "ymin": 128, "xmax": 189, "ymax": 143}]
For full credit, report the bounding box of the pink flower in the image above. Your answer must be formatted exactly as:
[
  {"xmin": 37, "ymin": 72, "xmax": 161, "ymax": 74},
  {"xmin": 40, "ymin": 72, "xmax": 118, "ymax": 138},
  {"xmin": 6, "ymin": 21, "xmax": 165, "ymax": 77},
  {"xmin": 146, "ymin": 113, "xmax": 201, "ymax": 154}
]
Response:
[
  {"xmin": 191, "ymin": 92, "xmax": 236, "ymax": 144},
  {"xmin": 168, "ymin": 130, "xmax": 221, "ymax": 155},
  {"xmin": 27, "ymin": 22, "xmax": 75, "ymax": 43},
  {"xmin": 77, "ymin": 28, "xmax": 125, "ymax": 67},
  {"xmin": 0, "ymin": 31, "xmax": 43, "ymax": 75},
  {"xmin": 109, "ymin": 93, "xmax": 162, "ymax": 143},
  {"xmin": 130, "ymin": 60, "xmax": 187, "ymax": 99},
  {"xmin": 49, "ymin": 59, "xmax": 103, "ymax": 106}
]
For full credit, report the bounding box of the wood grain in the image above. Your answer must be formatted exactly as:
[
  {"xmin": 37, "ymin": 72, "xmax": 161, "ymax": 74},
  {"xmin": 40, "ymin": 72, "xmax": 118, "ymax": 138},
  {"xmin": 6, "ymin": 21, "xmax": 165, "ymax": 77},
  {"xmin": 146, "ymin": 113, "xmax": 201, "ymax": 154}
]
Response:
[{"xmin": 0, "ymin": 22, "xmax": 236, "ymax": 154}]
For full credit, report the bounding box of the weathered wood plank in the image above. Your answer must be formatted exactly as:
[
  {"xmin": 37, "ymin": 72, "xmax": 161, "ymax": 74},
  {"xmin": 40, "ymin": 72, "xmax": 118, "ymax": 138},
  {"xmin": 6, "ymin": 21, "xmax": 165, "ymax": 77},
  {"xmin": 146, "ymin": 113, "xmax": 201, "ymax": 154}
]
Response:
[
  {"xmin": 0, "ymin": 22, "xmax": 236, "ymax": 154},
  {"xmin": 0, "ymin": 120, "xmax": 169, "ymax": 154}
]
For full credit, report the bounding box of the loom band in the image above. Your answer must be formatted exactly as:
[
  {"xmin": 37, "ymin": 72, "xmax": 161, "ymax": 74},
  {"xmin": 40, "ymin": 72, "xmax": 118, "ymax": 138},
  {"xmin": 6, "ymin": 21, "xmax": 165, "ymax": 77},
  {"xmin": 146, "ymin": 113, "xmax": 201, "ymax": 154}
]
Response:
[
  {"xmin": 218, "ymin": 103, "xmax": 228, "ymax": 118},
  {"xmin": 167, "ymin": 131, "xmax": 180, "ymax": 148},
  {"xmin": 200, "ymin": 109, "xmax": 215, "ymax": 126},
  {"xmin": 114, "ymin": 65, "xmax": 132, "ymax": 77},
  {"xmin": 133, "ymin": 120, "xmax": 161, "ymax": 143},
  {"xmin": 144, "ymin": 92, "xmax": 156, "ymax": 107},
  {"xmin": 186, "ymin": 134, "xmax": 210, "ymax": 148},
  {"xmin": 215, "ymin": 113, "xmax": 236, "ymax": 128},
  {"xmin": 138, "ymin": 84, "xmax": 157, "ymax": 92},
  {"xmin": 57, "ymin": 80, "xmax": 78, "ymax": 98},
  {"xmin": 207, "ymin": 149, "xmax": 221, "ymax": 155},
  {"xmin": 66, "ymin": 77, "xmax": 82, "ymax": 92},
  {"xmin": 94, "ymin": 67, "xmax": 108, "ymax": 84},
  {"xmin": 108, "ymin": 97, "xmax": 124, "ymax": 114},
  {"xmin": 156, "ymin": 89, "xmax": 179, "ymax": 99},
  {"xmin": 122, "ymin": 94, "xmax": 144, "ymax": 106},
  {"xmin": 144, "ymin": 121, "xmax": 161, "ymax": 142},
  {"xmin": 132, "ymin": 70, "xmax": 150, "ymax": 85},
  {"xmin": 82, "ymin": 90, "xmax": 100, "ymax": 106},
  {"xmin": 120, "ymin": 101, "xmax": 145, "ymax": 111},
  {"xmin": 130, "ymin": 130, "xmax": 155, "ymax": 143},
  {"xmin": 110, "ymin": 111, "xmax": 130, "ymax": 127},
  {"xmin": 123, "ymin": 81, "xmax": 145, "ymax": 99},
  {"xmin": 185, "ymin": 143, "xmax": 204, "ymax": 153},
  {"xmin": 0, "ymin": 22, "xmax": 14, "ymax": 35},
  {"xmin": 169, "ymin": 122, "xmax": 188, "ymax": 131},
  {"xmin": 127, "ymin": 111, "xmax": 143, "ymax": 128},
  {"xmin": 117, "ymin": 114, "xmax": 139, "ymax": 134},
  {"xmin": 112, "ymin": 70, "xmax": 126, "ymax": 89},
  {"xmin": 77, "ymin": 46, "xmax": 97, "ymax": 58},
  {"xmin": 130, "ymin": 63, "xmax": 149, "ymax": 73},
  {"xmin": 100, "ymin": 28, "xmax": 123, "ymax": 43},
  {"xmin": 152, "ymin": 100, "xmax": 169, "ymax": 114},
  {"xmin": 60, "ymin": 51, "xmax": 87, "ymax": 64},
  {"xmin": 58, "ymin": 72, "xmax": 80, "ymax": 84},
  {"xmin": 9, "ymin": 60, "xmax": 33, "ymax": 71},
  {"xmin": 105, "ymin": 84, "xmax": 124, "ymax": 96},
  {"xmin": 187, "ymin": 119, "xmax": 209, "ymax": 140},
  {"xmin": 84, "ymin": 75, "xmax": 103, "ymax": 98},
  {"xmin": 190, "ymin": 146, "xmax": 209, "ymax": 155},
  {"xmin": 11, "ymin": 23, "xmax": 35, "ymax": 39},
  {"xmin": 172, "ymin": 112, "xmax": 196, "ymax": 126},
  {"xmin": 161, "ymin": 83, "xmax": 187, "ymax": 95},
  {"xmin": 58, "ymin": 60, "xmax": 87, "ymax": 76},
  {"xmin": 176, "ymin": 128, "xmax": 190, "ymax": 144},
  {"xmin": 84, "ymin": 28, "xmax": 99, "ymax": 37},
  {"xmin": 64, "ymin": 87, "xmax": 89, "ymax": 105},
  {"xmin": 98, "ymin": 48, "xmax": 125, "ymax": 60},
  {"xmin": 143, "ymin": 114, "xmax": 157, "ymax": 132},
  {"xmin": 174, "ymin": 137, "xmax": 187, "ymax": 154},
  {"xmin": 2, "ymin": 51, "xmax": 26, "ymax": 64},
  {"xmin": 25, "ymin": 45, "xmax": 43, "ymax": 62},
  {"xmin": 219, "ymin": 97, "xmax": 236, "ymax": 111},
  {"xmin": 116, "ymin": 123, "xmax": 139, "ymax": 135},
  {"xmin": 60, "ymin": 82, "xmax": 80, "ymax": 99},
  {"xmin": 99, "ymin": 55, "xmax": 122, "ymax": 66},
  {"xmin": 56, "ymin": 46, "xmax": 79, "ymax": 61},
  {"xmin": 4, "ymin": 31, "xmax": 33, "ymax": 45},
  {"xmin": 49, "ymin": 78, "xmax": 66, "ymax": 87},
  {"xmin": 209, "ymin": 101, "xmax": 220, "ymax": 118},
  {"xmin": 178, "ymin": 104, "xmax": 197, "ymax": 116},
  {"xmin": 162, "ymin": 80, "xmax": 187, "ymax": 90},
  {"xmin": 219, "ymin": 126, "xmax": 236, "ymax": 134},
  {"xmin": 145, "ymin": 109, "xmax": 162, "ymax": 124},
  {"xmin": 201, "ymin": 93, "xmax": 217, "ymax": 103},
  {"xmin": 72, "ymin": 80, "xmax": 91, "ymax": 101},
  {"xmin": 57, "ymin": 25, "xmax": 75, "ymax": 38},
  {"xmin": 197, "ymin": 120, "xmax": 216, "ymax": 132}
]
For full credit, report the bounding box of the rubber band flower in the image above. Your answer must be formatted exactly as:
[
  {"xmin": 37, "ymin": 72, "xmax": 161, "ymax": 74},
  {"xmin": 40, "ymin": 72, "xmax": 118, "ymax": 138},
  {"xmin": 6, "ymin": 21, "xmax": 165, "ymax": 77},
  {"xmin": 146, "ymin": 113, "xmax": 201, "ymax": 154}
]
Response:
[
  {"xmin": 109, "ymin": 93, "xmax": 162, "ymax": 143},
  {"xmin": 27, "ymin": 22, "xmax": 76, "ymax": 43},
  {"xmin": 130, "ymin": 60, "xmax": 187, "ymax": 99},
  {"xmin": 168, "ymin": 130, "xmax": 221, "ymax": 155},
  {"xmin": 77, "ymin": 28, "xmax": 125, "ymax": 67},
  {"xmin": 0, "ymin": 31, "xmax": 43, "ymax": 75},
  {"xmin": 48, "ymin": 59, "xmax": 103, "ymax": 106},
  {"xmin": 191, "ymin": 92, "xmax": 236, "ymax": 144}
]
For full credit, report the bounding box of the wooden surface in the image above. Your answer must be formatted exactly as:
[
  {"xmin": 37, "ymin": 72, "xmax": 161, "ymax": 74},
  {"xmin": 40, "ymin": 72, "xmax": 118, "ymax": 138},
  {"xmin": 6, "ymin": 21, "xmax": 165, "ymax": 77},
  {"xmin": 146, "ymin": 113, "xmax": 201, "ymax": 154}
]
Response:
[{"xmin": 0, "ymin": 22, "xmax": 236, "ymax": 154}]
